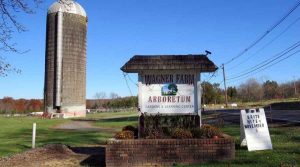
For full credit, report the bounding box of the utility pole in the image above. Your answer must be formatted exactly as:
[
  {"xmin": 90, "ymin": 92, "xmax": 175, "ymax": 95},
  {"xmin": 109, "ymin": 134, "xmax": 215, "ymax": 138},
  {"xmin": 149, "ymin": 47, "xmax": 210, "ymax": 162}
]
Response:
[
  {"xmin": 222, "ymin": 64, "xmax": 228, "ymax": 108},
  {"xmin": 293, "ymin": 76, "xmax": 297, "ymax": 96}
]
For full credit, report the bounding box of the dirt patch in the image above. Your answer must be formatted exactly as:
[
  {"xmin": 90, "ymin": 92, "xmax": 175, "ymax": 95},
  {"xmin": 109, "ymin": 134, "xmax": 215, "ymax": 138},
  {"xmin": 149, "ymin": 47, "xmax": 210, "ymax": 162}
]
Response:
[
  {"xmin": 0, "ymin": 144, "xmax": 105, "ymax": 167},
  {"xmin": 53, "ymin": 120, "xmax": 117, "ymax": 133}
]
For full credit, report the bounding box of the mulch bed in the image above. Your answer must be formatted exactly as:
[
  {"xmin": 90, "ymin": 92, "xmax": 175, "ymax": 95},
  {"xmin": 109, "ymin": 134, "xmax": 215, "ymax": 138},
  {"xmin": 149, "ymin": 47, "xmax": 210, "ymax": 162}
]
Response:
[{"xmin": 0, "ymin": 144, "xmax": 104, "ymax": 167}]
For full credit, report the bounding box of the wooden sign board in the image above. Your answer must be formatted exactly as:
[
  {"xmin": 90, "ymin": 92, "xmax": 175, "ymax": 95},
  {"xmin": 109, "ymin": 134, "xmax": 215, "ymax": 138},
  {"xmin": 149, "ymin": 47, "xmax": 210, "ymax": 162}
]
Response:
[{"xmin": 240, "ymin": 108, "xmax": 273, "ymax": 151}]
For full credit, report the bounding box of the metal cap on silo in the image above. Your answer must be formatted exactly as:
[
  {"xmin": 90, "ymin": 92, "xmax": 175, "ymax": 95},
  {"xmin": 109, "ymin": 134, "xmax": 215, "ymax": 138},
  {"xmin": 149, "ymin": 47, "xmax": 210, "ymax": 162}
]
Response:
[{"xmin": 48, "ymin": 0, "xmax": 87, "ymax": 17}]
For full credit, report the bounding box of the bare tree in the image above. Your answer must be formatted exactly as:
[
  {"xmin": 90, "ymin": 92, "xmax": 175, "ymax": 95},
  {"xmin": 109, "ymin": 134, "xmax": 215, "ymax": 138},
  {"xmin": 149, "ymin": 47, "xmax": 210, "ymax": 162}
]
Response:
[
  {"xmin": 92, "ymin": 91, "xmax": 107, "ymax": 109},
  {"xmin": 279, "ymin": 82, "xmax": 295, "ymax": 99},
  {"xmin": 110, "ymin": 92, "xmax": 119, "ymax": 99},
  {"xmin": 94, "ymin": 91, "xmax": 106, "ymax": 99},
  {"xmin": 238, "ymin": 78, "xmax": 263, "ymax": 102},
  {"xmin": 263, "ymin": 80, "xmax": 279, "ymax": 99},
  {"xmin": 0, "ymin": 0, "xmax": 43, "ymax": 76}
]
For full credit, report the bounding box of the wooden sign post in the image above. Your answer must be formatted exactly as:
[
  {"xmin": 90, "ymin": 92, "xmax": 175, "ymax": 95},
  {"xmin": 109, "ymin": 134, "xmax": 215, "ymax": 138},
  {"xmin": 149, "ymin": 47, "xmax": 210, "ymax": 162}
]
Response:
[{"xmin": 121, "ymin": 55, "xmax": 218, "ymax": 137}]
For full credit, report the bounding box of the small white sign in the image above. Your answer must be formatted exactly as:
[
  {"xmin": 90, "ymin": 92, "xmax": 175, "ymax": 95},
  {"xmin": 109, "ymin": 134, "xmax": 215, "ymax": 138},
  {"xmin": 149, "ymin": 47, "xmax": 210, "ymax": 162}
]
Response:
[{"xmin": 240, "ymin": 108, "xmax": 272, "ymax": 151}]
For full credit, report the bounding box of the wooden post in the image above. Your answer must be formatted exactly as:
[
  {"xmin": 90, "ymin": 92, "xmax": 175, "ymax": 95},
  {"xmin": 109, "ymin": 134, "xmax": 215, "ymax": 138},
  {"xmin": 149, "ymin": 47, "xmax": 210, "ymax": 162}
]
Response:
[
  {"xmin": 197, "ymin": 75, "xmax": 202, "ymax": 127},
  {"xmin": 195, "ymin": 115, "xmax": 200, "ymax": 128},
  {"xmin": 138, "ymin": 74, "xmax": 143, "ymax": 138},
  {"xmin": 32, "ymin": 123, "xmax": 36, "ymax": 149},
  {"xmin": 269, "ymin": 105, "xmax": 273, "ymax": 124},
  {"xmin": 222, "ymin": 64, "xmax": 228, "ymax": 108},
  {"xmin": 139, "ymin": 114, "xmax": 144, "ymax": 138}
]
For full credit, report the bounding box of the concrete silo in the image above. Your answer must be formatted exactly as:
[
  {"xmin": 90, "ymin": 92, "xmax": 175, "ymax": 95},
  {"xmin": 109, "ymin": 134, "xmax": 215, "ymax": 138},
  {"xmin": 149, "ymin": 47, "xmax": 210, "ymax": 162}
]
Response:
[{"xmin": 44, "ymin": 0, "xmax": 87, "ymax": 118}]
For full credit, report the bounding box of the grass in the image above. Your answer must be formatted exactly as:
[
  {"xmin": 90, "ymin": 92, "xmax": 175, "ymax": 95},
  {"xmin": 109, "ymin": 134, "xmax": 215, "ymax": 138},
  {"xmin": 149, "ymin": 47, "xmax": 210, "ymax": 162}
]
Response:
[
  {"xmin": 1, "ymin": 111, "xmax": 300, "ymax": 167},
  {"xmin": 0, "ymin": 111, "xmax": 138, "ymax": 157},
  {"xmin": 85, "ymin": 111, "xmax": 138, "ymax": 119},
  {"xmin": 238, "ymin": 98, "xmax": 300, "ymax": 109},
  {"xmin": 92, "ymin": 116, "xmax": 138, "ymax": 130},
  {"xmin": 204, "ymin": 98, "xmax": 300, "ymax": 110},
  {"xmin": 0, "ymin": 116, "xmax": 66, "ymax": 157},
  {"xmin": 179, "ymin": 124, "xmax": 300, "ymax": 167},
  {"xmin": 85, "ymin": 111, "xmax": 139, "ymax": 131}
]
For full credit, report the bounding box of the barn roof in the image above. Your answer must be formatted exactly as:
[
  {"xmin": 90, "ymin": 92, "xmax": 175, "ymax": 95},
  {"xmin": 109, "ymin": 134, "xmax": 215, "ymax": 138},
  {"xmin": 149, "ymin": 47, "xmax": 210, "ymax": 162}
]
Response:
[{"xmin": 121, "ymin": 54, "xmax": 218, "ymax": 73}]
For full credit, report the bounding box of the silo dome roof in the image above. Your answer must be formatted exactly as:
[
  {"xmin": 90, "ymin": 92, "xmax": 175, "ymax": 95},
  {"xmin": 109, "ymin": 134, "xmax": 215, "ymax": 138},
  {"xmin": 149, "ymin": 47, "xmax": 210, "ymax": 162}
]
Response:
[{"xmin": 48, "ymin": 0, "xmax": 86, "ymax": 17}]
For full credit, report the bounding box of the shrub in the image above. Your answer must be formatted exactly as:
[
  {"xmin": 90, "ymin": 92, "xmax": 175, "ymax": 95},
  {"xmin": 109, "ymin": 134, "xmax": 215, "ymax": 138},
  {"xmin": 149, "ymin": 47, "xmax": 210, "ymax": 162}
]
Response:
[
  {"xmin": 162, "ymin": 127, "xmax": 172, "ymax": 136},
  {"xmin": 191, "ymin": 128, "xmax": 204, "ymax": 139},
  {"xmin": 171, "ymin": 128, "xmax": 193, "ymax": 139},
  {"xmin": 115, "ymin": 130, "xmax": 134, "ymax": 139},
  {"xmin": 122, "ymin": 125, "xmax": 136, "ymax": 132},
  {"xmin": 200, "ymin": 124, "xmax": 221, "ymax": 138},
  {"xmin": 122, "ymin": 125, "xmax": 138, "ymax": 138},
  {"xmin": 144, "ymin": 128, "xmax": 164, "ymax": 139}
]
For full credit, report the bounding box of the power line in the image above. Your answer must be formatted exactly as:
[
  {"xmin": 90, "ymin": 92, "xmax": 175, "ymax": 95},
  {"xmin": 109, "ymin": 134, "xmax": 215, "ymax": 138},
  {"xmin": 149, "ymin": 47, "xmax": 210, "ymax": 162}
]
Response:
[
  {"xmin": 123, "ymin": 72, "xmax": 133, "ymax": 96},
  {"xmin": 227, "ymin": 44, "xmax": 300, "ymax": 80},
  {"xmin": 227, "ymin": 41, "xmax": 300, "ymax": 80},
  {"xmin": 224, "ymin": 0, "xmax": 300, "ymax": 65},
  {"xmin": 126, "ymin": 73, "xmax": 138, "ymax": 87},
  {"xmin": 226, "ymin": 49, "xmax": 300, "ymax": 83},
  {"xmin": 228, "ymin": 41, "xmax": 300, "ymax": 78},
  {"xmin": 227, "ymin": 16, "xmax": 300, "ymax": 71},
  {"xmin": 227, "ymin": 50, "xmax": 300, "ymax": 84},
  {"xmin": 257, "ymin": 49, "xmax": 300, "ymax": 74},
  {"xmin": 203, "ymin": 71, "xmax": 218, "ymax": 82}
]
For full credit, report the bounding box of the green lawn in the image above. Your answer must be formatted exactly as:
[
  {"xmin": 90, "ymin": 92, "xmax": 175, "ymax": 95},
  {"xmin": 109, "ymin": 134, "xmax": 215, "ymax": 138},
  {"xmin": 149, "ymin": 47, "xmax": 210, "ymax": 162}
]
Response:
[
  {"xmin": 0, "ymin": 111, "xmax": 138, "ymax": 157},
  {"xmin": 1, "ymin": 112, "xmax": 300, "ymax": 167},
  {"xmin": 179, "ymin": 124, "xmax": 300, "ymax": 167},
  {"xmin": 85, "ymin": 111, "xmax": 138, "ymax": 119},
  {"xmin": 0, "ymin": 116, "xmax": 65, "ymax": 157},
  {"xmin": 204, "ymin": 98, "xmax": 300, "ymax": 110},
  {"xmin": 86, "ymin": 111, "xmax": 139, "ymax": 131},
  {"xmin": 93, "ymin": 116, "xmax": 138, "ymax": 130}
]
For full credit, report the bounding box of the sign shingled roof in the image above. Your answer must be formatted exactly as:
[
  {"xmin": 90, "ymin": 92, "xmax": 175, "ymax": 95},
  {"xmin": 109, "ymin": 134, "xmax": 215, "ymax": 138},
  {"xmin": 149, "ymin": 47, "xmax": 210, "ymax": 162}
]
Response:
[{"xmin": 121, "ymin": 54, "xmax": 218, "ymax": 73}]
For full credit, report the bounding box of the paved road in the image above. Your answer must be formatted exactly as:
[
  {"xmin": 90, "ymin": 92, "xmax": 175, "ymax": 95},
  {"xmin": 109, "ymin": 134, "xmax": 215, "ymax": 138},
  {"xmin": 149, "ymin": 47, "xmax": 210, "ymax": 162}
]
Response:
[{"xmin": 204, "ymin": 109, "xmax": 300, "ymax": 125}]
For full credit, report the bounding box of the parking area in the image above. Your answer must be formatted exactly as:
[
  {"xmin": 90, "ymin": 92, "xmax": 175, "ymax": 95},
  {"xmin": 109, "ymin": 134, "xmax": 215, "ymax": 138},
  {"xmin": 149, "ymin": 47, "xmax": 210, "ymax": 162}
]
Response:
[{"xmin": 203, "ymin": 109, "xmax": 300, "ymax": 125}]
